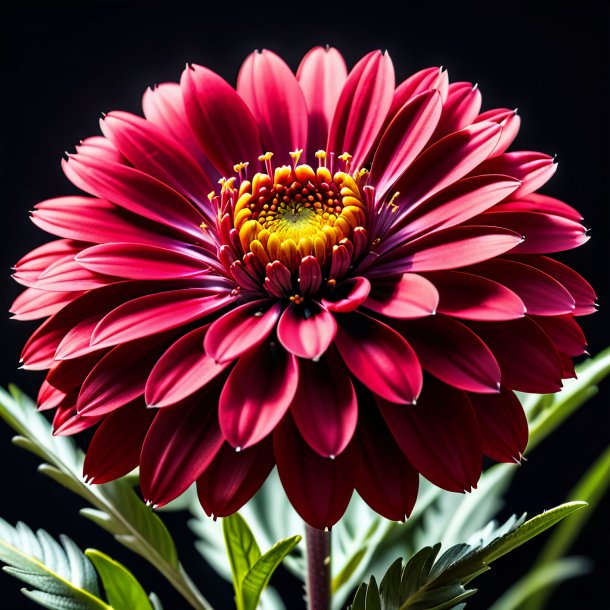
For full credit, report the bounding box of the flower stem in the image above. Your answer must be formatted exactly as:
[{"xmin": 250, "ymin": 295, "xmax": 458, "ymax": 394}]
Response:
[{"xmin": 305, "ymin": 524, "xmax": 331, "ymax": 610}]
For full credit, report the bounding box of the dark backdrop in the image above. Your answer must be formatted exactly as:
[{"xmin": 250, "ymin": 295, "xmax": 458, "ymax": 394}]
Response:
[{"xmin": 1, "ymin": 1, "xmax": 608, "ymax": 608}]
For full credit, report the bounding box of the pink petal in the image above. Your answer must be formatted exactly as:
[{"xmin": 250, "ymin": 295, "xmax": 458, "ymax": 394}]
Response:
[
  {"xmin": 91, "ymin": 288, "xmax": 235, "ymax": 349},
  {"xmin": 181, "ymin": 64, "xmax": 261, "ymax": 176},
  {"xmin": 101, "ymin": 111, "xmax": 215, "ymax": 217},
  {"xmin": 296, "ymin": 46, "xmax": 348, "ymax": 155},
  {"xmin": 468, "ymin": 317, "xmax": 564, "ymax": 393},
  {"xmin": 516, "ymin": 255, "xmax": 596, "ymax": 315},
  {"xmin": 507, "ymin": 193, "xmax": 583, "ymax": 221},
  {"xmin": 139, "ymin": 388, "xmax": 224, "ymax": 506},
  {"xmin": 321, "ymin": 277, "xmax": 370, "ymax": 313},
  {"xmin": 472, "ymin": 211, "xmax": 588, "ymax": 254},
  {"xmin": 14, "ymin": 239, "xmax": 80, "ymax": 285},
  {"xmin": 83, "ymin": 400, "xmax": 155, "ymax": 483},
  {"xmin": 290, "ymin": 347, "xmax": 357, "ymax": 457},
  {"xmin": 219, "ymin": 340, "xmax": 298, "ymax": 449},
  {"xmin": 32, "ymin": 197, "xmax": 185, "ymax": 248},
  {"xmin": 469, "ymin": 387, "xmax": 528, "ymax": 462},
  {"xmin": 10, "ymin": 288, "xmax": 82, "ymax": 321},
  {"xmin": 432, "ymin": 82, "xmax": 482, "ymax": 140},
  {"xmin": 468, "ymin": 258, "xmax": 575, "ymax": 315},
  {"xmin": 75, "ymin": 243, "xmax": 209, "ymax": 280},
  {"xmin": 378, "ymin": 225, "xmax": 523, "ymax": 275},
  {"xmin": 389, "ymin": 174, "xmax": 521, "ymax": 244},
  {"xmin": 364, "ymin": 273, "xmax": 439, "ymax": 319},
  {"xmin": 378, "ymin": 379, "xmax": 482, "ymax": 492},
  {"xmin": 370, "ymin": 89, "xmax": 443, "ymax": 200},
  {"xmin": 425, "ymin": 270, "xmax": 526, "ymax": 320},
  {"xmin": 277, "ymin": 301, "xmax": 337, "ymax": 359},
  {"xmin": 142, "ymin": 82, "xmax": 210, "ymax": 168},
  {"xmin": 238, "ymin": 50, "xmax": 308, "ymax": 164},
  {"xmin": 63, "ymin": 153, "xmax": 206, "ymax": 243},
  {"xmin": 474, "ymin": 151, "xmax": 557, "ymax": 198},
  {"xmin": 204, "ymin": 300, "xmax": 283, "ymax": 363},
  {"xmin": 29, "ymin": 256, "xmax": 117, "ymax": 292},
  {"xmin": 77, "ymin": 336, "xmax": 168, "ymax": 416},
  {"xmin": 274, "ymin": 413, "xmax": 355, "ymax": 529},
  {"xmin": 197, "ymin": 439, "xmax": 274, "ymax": 518},
  {"xmin": 389, "ymin": 67, "xmax": 448, "ymax": 118},
  {"xmin": 355, "ymin": 399, "xmax": 418, "ymax": 521},
  {"xmin": 391, "ymin": 121, "xmax": 502, "ymax": 212},
  {"xmin": 37, "ymin": 382, "xmax": 67, "ymax": 411},
  {"xmin": 145, "ymin": 325, "xmax": 230, "ymax": 408},
  {"xmin": 400, "ymin": 315, "xmax": 501, "ymax": 393},
  {"xmin": 334, "ymin": 311, "xmax": 422, "ymax": 404},
  {"xmin": 327, "ymin": 50, "xmax": 395, "ymax": 169},
  {"xmin": 474, "ymin": 108, "xmax": 520, "ymax": 156},
  {"xmin": 530, "ymin": 314, "xmax": 587, "ymax": 357}
]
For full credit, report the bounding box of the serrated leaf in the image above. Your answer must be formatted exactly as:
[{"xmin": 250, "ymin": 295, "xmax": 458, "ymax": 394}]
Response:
[
  {"xmin": 86, "ymin": 549, "xmax": 153, "ymax": 610},
  {"xmin": 0, "ymin": 386, "xmax": 211, "ymax": 610},
  {"xmin": 350, "ymin": 503, "xmax": 586, "ymax": 610},
  {"xmin": 241, "ymin": 535, "xmax": 301, "ymax": 610},
  {"xmin": 0, "ymin": 518, "xmax": 109, "ymax": 610}
]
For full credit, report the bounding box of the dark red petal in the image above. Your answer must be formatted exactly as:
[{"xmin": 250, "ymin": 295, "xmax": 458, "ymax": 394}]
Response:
[
  {"xmin": 327, "ymin": 50, "xmax": 395, "ymax": 169},
  {"xmin": 468, "ymin": 259, "xmax": 575, "ymax": 315},
  {"xmin": 145, "ymin": 325, "xmax": 229, "ymax": 408},
  {"xmin": 204, "ymin": 300, "xmax": 282, "ymax": 363},
  {"xmin": 468, "ymin": 317, "xmax": 564, "ymax": 393},
  {"xmin": 83, "ymin": 400, "xmax": 155, "ymax": 484},
  {"xmin": 219, "ymin": 340, "xmax": 298, "ymax": 450},
  {"xmin": 334, "ymin": 311, "xmax": 422, "ymax": 404},
  {"xmin": 321, "ymin": 277, "xmax": 370, "ymax": 313},
  {"xmin": 181, "ymin": 64, "xmax": 261, "ymax": 176},
  {"xmin": 469, "ymin": 387, "xmax": 528, "ymax": 462},
  {"xmin": 530, "ymin": 314, "xmax": 587, "ymax": 357},
  {"xmin": 139, "ymin": 388, "xmax": 224, "ymax": 507},
  {"xmin": 77, "ymin": 336, "xmax": 167, "ymax": 416},
  {"xmin": 277, "ymin": 301, "xmax": 337, "ymax": 360},
  {"xmin": 238, "ymin": 50, "xmax": 308, "ymax": 165},
  {"xmin": 355, "ymin": 399, "xmax": 418, "ymax": 521},
  {"xmin": 274, "ymin": 414, "xmax": 355, "ymax": 529},
  {"xmin": 378, "ymin": 379, "xmax": 482, "ymax": 492},
  {"xmin": 401, "ymin": 316, "xmax": 501, "ymax": 393},
  {"xmin": 290, "ymin": 347, "xmax": 357, "ymax": 457},
  {"xmin": 427, "ymin": 270, "xmax": 525, "ymax": 321},
  {"xmin": 364, "ymin": 273, "xmax": 439, "ymax": 319},
  {"xmin": 197, "ymin": 439, "xmax": 274, "ymax": 518}
]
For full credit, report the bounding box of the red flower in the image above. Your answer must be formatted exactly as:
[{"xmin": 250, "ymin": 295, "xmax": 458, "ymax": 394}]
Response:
[{"xmin": 13, "ymin": 48, "xmax": 595, "ymax": 529}]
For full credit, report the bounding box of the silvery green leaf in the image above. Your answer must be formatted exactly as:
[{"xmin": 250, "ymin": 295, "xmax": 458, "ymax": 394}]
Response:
[{"xmin": 0, "ymin": 518, "xmax": 108, "ymax": 610}]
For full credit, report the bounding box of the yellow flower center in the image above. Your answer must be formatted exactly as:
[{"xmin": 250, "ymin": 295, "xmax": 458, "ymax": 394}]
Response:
[{"xmin": 232, "ymin": 158, "xmax": 367, "ymax": 268}]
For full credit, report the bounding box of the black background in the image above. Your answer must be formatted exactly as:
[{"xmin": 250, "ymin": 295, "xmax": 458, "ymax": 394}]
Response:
[{"xmin": 1, "ymin": 1, "xmax": 608, "ymax": 608}]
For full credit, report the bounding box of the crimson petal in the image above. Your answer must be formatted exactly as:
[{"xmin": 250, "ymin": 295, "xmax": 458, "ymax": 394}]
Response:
[
  {"xmin": 197, "ymin": 440, "xmax": 274, "ymax": 518},
  {"xmin": 139, "ymin": 388, "xmax": 224, "ymax": 507},
  {"xmin": 290, "ymin": 347, "xmax": 357, "ymax": 457},
  {"xmin": 334, "ymin": 311, "xmax": 422, "ymax": 404},
  {"xmin": 219, "ymin": 340, "xmax": 298, "ymax": 450},
  {"xmin": 364, "ymin": 273, "xmax": 438, "ymax": 319},
  {"xmin": 274, "ymin": 413, "xmax": 355, "ymax": 529},
  {"xmin": 378, "ymin": 379, "xmax": 482, "ymax": 492}
]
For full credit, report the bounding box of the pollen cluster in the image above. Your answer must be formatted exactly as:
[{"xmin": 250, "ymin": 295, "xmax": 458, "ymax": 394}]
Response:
[{"xmin": 232, "ymin": 155, "xmax": 367, "ymax": 268}]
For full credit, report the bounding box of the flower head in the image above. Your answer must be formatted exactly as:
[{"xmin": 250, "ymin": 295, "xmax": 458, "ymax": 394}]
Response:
[{"xmin": 14, "ymin": 47, "xmax": 595, "ymax": 528}]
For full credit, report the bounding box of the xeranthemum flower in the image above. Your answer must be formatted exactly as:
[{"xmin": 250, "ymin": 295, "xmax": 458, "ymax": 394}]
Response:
[{"xmin": 13, "ymin": 47, "xmax": 595, "ymax": 529}]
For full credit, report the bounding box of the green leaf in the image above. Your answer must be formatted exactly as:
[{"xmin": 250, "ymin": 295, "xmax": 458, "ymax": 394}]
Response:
[
  {"xmin": 241, "ymin": 536, "xmax": 301, "ymax": 610},
  {"xmin": 0, "ymin": 386, "xmax": 211, "ymax": 610},
  {"xmin": 86, "ymin": 549, "xmax": 153, "ymax": 610},
  {"xmin": 222, "ymin": 512, "xmax": 301, "ymax": 610},
  {"xmin": 0, "ymin": 518, "xmax": 109, "ymax": 610},
  {"xmin": 223, "ymin": 513, "xmax": 262, "ymax": 604},
  {"xmin": 348, "ymin": 502, "xmax": 586, "ymax": 610}
]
